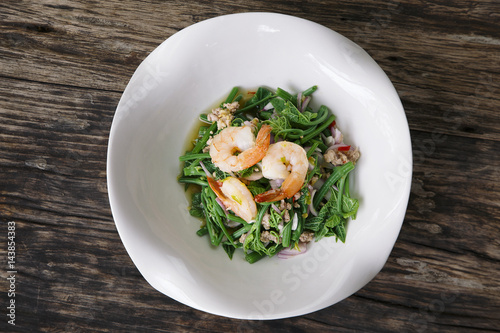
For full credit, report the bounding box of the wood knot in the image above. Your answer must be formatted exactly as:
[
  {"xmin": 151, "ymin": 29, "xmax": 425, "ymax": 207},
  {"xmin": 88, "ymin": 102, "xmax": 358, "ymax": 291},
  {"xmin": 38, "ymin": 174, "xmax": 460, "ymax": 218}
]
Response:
[{"xmin": 24, "ymin": 23, "xmax": 55, "ymax": 33}]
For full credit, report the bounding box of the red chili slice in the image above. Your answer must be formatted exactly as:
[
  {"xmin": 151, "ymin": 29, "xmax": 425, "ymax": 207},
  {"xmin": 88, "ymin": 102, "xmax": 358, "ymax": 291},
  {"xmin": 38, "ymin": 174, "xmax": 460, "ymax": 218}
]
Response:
[{"xmin": 337, "ymin": 145, "xmax": 351, "ymax": 151}]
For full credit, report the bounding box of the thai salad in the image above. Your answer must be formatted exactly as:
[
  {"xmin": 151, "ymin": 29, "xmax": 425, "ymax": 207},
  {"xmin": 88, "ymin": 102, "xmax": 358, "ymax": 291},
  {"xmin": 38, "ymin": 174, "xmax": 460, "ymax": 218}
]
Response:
[{"xmin": 178, "ymin": 86, "xmax": 360, "ymax": 263}]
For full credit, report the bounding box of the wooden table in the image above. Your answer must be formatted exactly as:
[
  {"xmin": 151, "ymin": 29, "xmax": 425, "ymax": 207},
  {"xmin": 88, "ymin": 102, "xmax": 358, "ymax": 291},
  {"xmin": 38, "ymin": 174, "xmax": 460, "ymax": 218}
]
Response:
[{"xmin": 1, "ymin": 1, "xmax": 499, "ymax": 332}]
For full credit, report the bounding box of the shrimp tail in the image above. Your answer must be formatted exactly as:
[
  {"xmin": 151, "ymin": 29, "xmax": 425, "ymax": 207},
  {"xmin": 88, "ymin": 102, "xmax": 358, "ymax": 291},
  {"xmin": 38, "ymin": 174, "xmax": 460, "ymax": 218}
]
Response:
[
  {"xmin": 255, "ymin": 124, "xmax": 272, "ymax": 149},
  {"xmin": 254, "ymin": 189, "xmax": 287, "ymax": 203},
  {"xmin": 207, "ymin": 177, "xmax": 225, "ymax": 200},
  {"xmin": 234, "ymin": 124, "xmax": 272, "ymax": 170},
  {"xmin": 207, "ymin": 176, "xmax": 258, "ymax": 223}
]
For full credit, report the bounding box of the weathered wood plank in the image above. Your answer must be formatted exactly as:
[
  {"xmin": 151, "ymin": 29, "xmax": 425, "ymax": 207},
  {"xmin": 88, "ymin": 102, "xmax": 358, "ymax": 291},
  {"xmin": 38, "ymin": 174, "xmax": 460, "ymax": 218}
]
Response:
[
  {"xmin": 1, "ymin": 0, "xmax": 499, "ymax": 332},
  {"xmin": 2, "ymin": 79, "xmax": 499, "ymax": 332},
  {"xmin": 1, "ymin": 1, "xmax": 498, "ymax": 146}
]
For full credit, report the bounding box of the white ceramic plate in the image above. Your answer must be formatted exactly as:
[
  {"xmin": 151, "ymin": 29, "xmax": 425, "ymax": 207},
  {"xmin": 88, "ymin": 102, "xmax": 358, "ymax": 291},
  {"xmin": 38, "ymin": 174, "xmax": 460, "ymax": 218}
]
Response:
[{"xmin": 107, "ymin": 12, "xmax": 412, "ymax": 319}]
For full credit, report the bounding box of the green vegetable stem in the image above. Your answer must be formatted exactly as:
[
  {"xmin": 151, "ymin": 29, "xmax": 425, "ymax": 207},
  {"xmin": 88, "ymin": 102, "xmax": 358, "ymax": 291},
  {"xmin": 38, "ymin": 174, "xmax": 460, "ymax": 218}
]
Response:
[{"xmin": 177, "ymin": 85, "xmax": 360, "ymax": 263}]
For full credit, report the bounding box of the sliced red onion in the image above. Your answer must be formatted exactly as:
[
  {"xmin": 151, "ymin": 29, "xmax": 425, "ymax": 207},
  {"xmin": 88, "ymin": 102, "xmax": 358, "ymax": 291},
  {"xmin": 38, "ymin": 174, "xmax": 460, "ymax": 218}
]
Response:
[
  {"xmin": 199, "ymin": 161, "xmax": 212, "ymax": 178},
  {"xmin": 215, "ymin": 197, "xmax": 228, "ymax": 215},
  {"xmin": 309, "ymin": 189, "xmax": 318, "ymax": 216},
  {"xmin": 271, "ymin": 203, "xmax": 281, "ymax": 214},
  {"xmin": 314, "ymin": 151, "xmax": 324, "ymax": 165},
  {"xmin": 243, "ymin": 171, "xmax": 263, "ymax": 181},
  {"xmin": 225, "ymin": 219, "xmax": 241, "ymax": 228},
  {"xmin": 330, "ymin": 125, "xmax": 336, "ymax": 138},
  {"xmin": 280, "ymin": 242, "xmax": 307, "ymax": 254},
  {"xmin": 277, "ymin": 242, "xmax": 307, "ymax": 259},
  {"xmin": 270, "ymin": 178, "xmax": 284, "ymax": 190},
  {"xmin": 297, "ymin": 92, "xmax": 303, "ymax": 111},
  {"xmin": 301, "ymin": 96, "xmax": 311, "ymax": 112},
  {"xmin": 323, "ymin": 185, "xmax": 338, "ymax": 202},
  {"xmin": 270, "ymin": 132, "xmax": 275, "ymax": 144},
  {"xmin": 312, "ymin": 178, "xmax": 324, "ymax": 190},
  {"xmin": 334, "ymin": 128, "xmax": 343, "ymax": 144}
]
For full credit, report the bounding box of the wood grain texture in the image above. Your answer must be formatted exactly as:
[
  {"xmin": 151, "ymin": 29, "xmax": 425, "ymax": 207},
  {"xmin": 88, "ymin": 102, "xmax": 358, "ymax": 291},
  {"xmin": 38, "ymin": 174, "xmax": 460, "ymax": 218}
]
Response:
[{"xmin": 1, "ymin": 0, "xmax": 499, "ymax": 332}]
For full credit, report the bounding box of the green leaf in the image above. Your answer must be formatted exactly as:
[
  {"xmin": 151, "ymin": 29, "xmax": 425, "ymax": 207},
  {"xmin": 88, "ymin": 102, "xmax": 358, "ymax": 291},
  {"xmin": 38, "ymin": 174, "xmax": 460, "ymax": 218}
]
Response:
[
  {"xmin": 246, "ymin": 87, "xmax": 274, "ymax": 110},
  {"xmin": 280, "ymin": 101, "xmax": 317, "ymax": 126},
  {"xmin": 264, "ymin": 114, "xmax": 292, "ymax": 139},
  {"xmin": 203, "ymin": 159, "xmax": 229, "ymax": 180},
  {"xmin": 191, "ymin": 192, "xmax": 202, "ymax": 208},
  {"xmin": 304, "ymin": 216, "xmax": 323, "ymax": 232},
  {"xmin": 189, "ymin": 208, "xmax": 205, "ymax": 218},
  {"xmin": 270, "ymin": 98, "xmax": 286, "ymax": 113},
  {"xmin": 325, "ymin": 214, "xmax": 343, "ymax": 228},
  {"xmin": 183, "ymin": 164, "xmax": 205, "ymax": 177},
  {"xmin": 222, "ymin": 242, "xmax": 236, "ymax": 260},
  {"xmin": 329, "ymin": 187, "xmax": 360, "ymax": 219},
  {"xmin": 196, "ymin": 226, "xmax": 208, "ymax": 236},
  {"xmin": 243, "ymin": 229, "xmax": 255, "ymax": 253},
  {"xmin": 281, "ymin": 220, "xmax": 292, "ymax": 247},
  {"xmin": 334, "ymin": 222, "xmax": 347, "ymax": 243},
  {"xmin": 341, "ymin": 195, "xmax": 360, "ymax": 219},
  {"xmin": 315, "ymin": 224, "xmax": 329, "ymax": 242},
  {"xmin": 259, "ymin": 111, "xmax": 273, "ymax": 120},
  {"xmin": 246, "ymin": 182, "xmax": 267, "ymax": 196},
  {"xmin": 237, "ymin": 166, "xmax": 255, "ymax": 178}
]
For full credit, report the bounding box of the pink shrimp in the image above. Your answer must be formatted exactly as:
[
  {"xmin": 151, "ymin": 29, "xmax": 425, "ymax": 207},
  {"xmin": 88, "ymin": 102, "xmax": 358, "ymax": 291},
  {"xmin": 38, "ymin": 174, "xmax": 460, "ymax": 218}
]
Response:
[
  {"xmin": 207, "ymin": 176, "xmax": 257, "ymax": 223},
  {"xmin": 254, "ymin": 141, "xmax": 308, "ymax": 203},
  {"xmin": 209, "ymin": 124, "xmax": 272, "ymax": 173}
]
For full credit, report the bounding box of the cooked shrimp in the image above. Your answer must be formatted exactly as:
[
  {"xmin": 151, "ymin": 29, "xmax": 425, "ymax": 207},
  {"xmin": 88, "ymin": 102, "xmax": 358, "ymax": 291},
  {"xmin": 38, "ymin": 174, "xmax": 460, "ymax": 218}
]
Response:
[
  {"xmin": 254, "ymin": 141, "xmax": 308, "ymax": 203},
  {"xmin": 207, "ymin": 176, "xmax": 257, "ymax": 223},
  {"xmin": 209, "ymin": 124, "xmax": 271, "ymax": 173}
]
